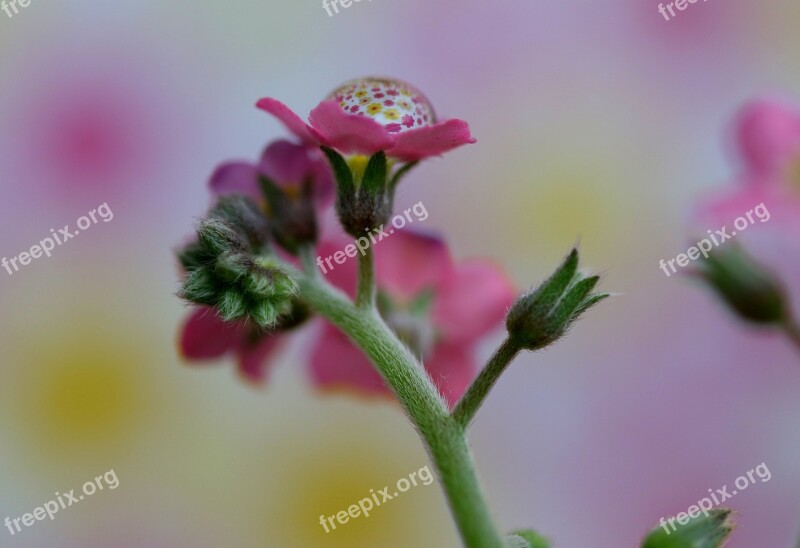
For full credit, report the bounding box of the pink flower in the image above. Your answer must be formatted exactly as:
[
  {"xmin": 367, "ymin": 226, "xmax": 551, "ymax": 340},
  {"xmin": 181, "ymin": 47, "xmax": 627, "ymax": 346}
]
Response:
[
  {"xmin": 695, "ymin": 97, "xmax": 800, "ymax": 229},
  {"xmin": 210, "ymin": 139, "xmax": 333, "ymax": 208},
  {"xmin": 179, "ymin": 307, "xmax": 286, "ymax": 383},
  {"xmin": 256, "ymin": 78, "xmax": 476, "ymax": 162},
  {"xmin": 310, "ymin": 229, "xmax": 515, "ymax": 407}
]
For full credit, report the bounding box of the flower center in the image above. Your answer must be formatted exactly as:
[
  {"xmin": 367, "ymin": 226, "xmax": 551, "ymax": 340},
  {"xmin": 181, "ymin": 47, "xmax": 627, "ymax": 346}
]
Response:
[{"xmin": 328, "ymin": 78, "xmax": 436, "ymax": 134}]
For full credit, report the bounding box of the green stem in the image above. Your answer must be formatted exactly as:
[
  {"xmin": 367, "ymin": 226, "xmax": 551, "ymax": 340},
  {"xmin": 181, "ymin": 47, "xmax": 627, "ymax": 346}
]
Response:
[
  {"xmin": 453, "ymin": 337, "xmax": 522, "ymax": 428},
  {"xmin": 356, "ymin": 245, "xmax": 376, "ymax": 309},
  {"xmin": 298, "ymin": 271, "xmax": 504, "ymax": 547}
]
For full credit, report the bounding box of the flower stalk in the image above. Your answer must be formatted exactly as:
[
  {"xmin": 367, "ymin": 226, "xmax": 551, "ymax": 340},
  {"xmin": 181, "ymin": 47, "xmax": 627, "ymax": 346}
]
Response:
[
  {"xmin": 356, "ymin": 245, "xmax": 376, "ymax": 309},
  {"xmin": 297, "ymin": 260, "xmax": 505, "ymax": 547},
  {"xmin": 453, "ymin": 337, "xmax": 522, "ymax": 428}
]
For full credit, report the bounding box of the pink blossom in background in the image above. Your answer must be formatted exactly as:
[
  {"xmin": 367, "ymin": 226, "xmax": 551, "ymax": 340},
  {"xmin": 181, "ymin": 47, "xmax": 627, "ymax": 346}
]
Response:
[
  {"xmin": 695, "ymin": 97, "xmax": 800, "ymax": 231},
  {"xmin": 1, "ymin": 51, "xmax": 174, "ymax": 206},
  {"xmin": 311, "ymin": 229, "xmax": 515, "ymax": 406}
]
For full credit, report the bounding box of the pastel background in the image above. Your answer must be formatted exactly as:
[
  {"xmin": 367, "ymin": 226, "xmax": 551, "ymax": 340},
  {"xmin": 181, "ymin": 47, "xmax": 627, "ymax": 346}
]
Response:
[{"xmin": 1, "ymin": 0, "xmax": 799, "ymax": 546}]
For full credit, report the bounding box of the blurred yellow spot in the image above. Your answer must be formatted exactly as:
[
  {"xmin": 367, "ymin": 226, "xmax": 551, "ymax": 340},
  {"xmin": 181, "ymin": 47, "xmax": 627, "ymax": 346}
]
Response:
[
  {"xmin": 260, "ymin": 436, "xmax": 452, "ymax": 547},
  {"xmin": 6, "ymin": 323, "xmax": 152, "ymax": 460}
]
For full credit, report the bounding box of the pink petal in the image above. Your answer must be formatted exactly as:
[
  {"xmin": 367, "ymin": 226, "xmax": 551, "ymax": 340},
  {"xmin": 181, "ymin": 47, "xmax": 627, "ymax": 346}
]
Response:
[
  {"xmin": 692, "ymin": 179, "xmax": 800, "ymax": 232},
  {"xmin": 735, "ymin": 98, "xmax": 800, "ymax": 175},
  {"xmin": 309, "ymin": 323, "xmax": 391, "ymax": 397},
  {"xmin": 179, "ymin": 307, "xmax": 242, "ymax": 361},
  {"xmin": 389, "ymin": 119, "xmax": 476, "ymax": 162},
  {"xmin": 258, "ymin": 140, "xmax": 334, "ymax": 208},
  {"xmin": 432, "ymin": 261, "xmax": 516, "ymax": 344},
  {"xmin": 308, "ymin": 100, "xmax": 394, "ymax": 155},
  {"xmin": 309, "ymin": 152, "xmax": 335, "ymax": 208},
  {"xmin": 375, "ymin": 229, "xmax": 453, "ymax": 300},
  {"xmin": 258, "ymin": 140, "xmax": 315, "ymax": 186},
  {"xmin": 424, "ymin": 343, "xmax": 476, "ymax": 409},
  {"xmin": 314, "ymin": 231, "xmax": 360, "ymax": 297},
  {"xmin": 209, "ymin": 162, "xmax": 261, "ymax": 200},
  {"xmin": 236, "ymin": 333, "xmax": 284, "ymax": 384},
  {"xmin": 256, "ymin": 98, "xmax": 319, "ymax": 146}
]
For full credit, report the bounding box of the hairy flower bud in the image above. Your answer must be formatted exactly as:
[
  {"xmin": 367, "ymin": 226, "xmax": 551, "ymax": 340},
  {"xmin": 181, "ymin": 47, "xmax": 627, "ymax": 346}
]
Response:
[
  {"xmin": 198, "ymin": 217, "xmax": 247, "ymax": 256},
  {"xmin": 177, "ymin": 200, "xmax": 298, "ymax": 328},
  {"xmin": 694, "ymin": 244, "xmax": 789, "ymax": 325},
  {"xmin": 506, "ymin": 248, "xmax": 608, "ymax": 350},
  {"xmin": 209, "ymin": 194, "xmax": 271, "ymax": 252}
]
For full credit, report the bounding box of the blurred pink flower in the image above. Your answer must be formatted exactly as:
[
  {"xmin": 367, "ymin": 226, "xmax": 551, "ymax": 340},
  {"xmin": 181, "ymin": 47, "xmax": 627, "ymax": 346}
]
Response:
[
  {"xmin": 210, "ymin": 139, "xmax": 333, "ymax": 207},
  {"xmin": 696, "ymin": 97, "xmax": 800, "ymax": 229},
  {"xmin": 1, "ymin": 51, "xmax": 177, "ymax": 207},
  {"xmin": 179, "ymin": 307, "xmax": 285, "ymax": 383},
  {"xmin": 310, "ymin": 229, "xmax": 515, "ymax": 407},
  {"xmin": 256, "ymin": 78, "xmax": 476, "ymax": 162}
]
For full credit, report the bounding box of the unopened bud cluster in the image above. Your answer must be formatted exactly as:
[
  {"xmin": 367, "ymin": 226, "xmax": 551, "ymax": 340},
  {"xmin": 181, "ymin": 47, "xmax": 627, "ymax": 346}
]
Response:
[{"xmin": 178, "ymin": 195, "xmax": 298, "ymax": 327}]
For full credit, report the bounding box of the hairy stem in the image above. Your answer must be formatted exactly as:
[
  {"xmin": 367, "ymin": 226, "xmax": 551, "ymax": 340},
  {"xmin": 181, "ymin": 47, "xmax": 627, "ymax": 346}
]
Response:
[
  {"xmin": 453, "ymin": 337, "xmax": 522, "ymax": 428},
  {"xmin": 297, "ymin": 267, "xmax": 504, "ymax": 547},
  {"xmin": 356, "ymin": 245, "xmax": 376, "ymax": 309}
]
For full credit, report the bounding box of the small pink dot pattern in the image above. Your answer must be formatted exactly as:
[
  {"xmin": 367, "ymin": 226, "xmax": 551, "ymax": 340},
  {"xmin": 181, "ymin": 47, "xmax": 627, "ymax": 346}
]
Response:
[{"xmin": 327, "ymin": 78, "xmax": 436, "ymax": 134}]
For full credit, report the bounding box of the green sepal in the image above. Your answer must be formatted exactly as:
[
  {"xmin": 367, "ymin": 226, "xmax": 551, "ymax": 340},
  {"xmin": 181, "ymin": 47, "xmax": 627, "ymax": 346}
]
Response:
[
  {"xmin": 361, "ymin": 151, "xmax": 388, "ymax": 195},
  {"xmin": 321, "ymin": 146, "xmax": 355, "ymax": 200},
  {"xmin": 641, "ymin": 508, "xmax": 735, "ymax": 548}
]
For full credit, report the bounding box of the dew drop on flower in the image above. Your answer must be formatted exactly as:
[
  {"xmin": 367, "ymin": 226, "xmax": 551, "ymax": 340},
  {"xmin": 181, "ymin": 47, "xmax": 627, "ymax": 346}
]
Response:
[{"xmin": 328, "ymin": 77, "xmax": 436, "ymax": 133}]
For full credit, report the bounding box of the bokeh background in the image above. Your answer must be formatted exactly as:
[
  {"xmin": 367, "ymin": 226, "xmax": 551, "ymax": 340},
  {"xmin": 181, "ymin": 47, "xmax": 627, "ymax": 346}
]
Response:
[{"xmin": 1, "ymin": 0, "xmax": 799, "ymax": 546}]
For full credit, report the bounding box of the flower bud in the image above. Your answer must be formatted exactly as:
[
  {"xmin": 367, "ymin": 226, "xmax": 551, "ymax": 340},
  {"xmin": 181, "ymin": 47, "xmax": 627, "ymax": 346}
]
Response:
[
  {"xmin": 506, "ymin": 248, "xmax": 608, "ymax": 350},
  {"xmin": 694, "ymin": 244, "xmax": 788, "ymax": 325},
  {"xmin": 209, "ymin": 194, "xmax": 271, "ymax": 252},
  {"xmin": 178, "ymin": 202, "xmax": 298, "ymax": 328},
  {"xmin": 642, "ymin": 509, "xmax": 735, "ymax": 547},
  {"xmin": 197, "ymin": 217, "xmax": 247, "ymax": 256},
  {"xmin": 181, "ymin": 266, "xmax": 218, "ymax": 306}
]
